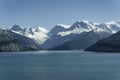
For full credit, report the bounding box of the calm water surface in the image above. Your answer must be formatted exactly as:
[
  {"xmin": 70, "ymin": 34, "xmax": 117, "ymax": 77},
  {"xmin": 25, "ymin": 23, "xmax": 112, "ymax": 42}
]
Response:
[{"xmin": 0, "ymin": 51, "xmax": 120, "ymax": 80}]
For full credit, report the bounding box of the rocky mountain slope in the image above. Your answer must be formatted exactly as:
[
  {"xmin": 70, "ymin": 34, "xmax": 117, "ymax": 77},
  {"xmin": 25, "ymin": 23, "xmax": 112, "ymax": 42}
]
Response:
[
  {"xmin": 85, "ymin": 31, "xmax": 120, "ymax": 52},
  {"xmin": 0, "ymin": 29, "xmax": 41, "ymax": 52}
]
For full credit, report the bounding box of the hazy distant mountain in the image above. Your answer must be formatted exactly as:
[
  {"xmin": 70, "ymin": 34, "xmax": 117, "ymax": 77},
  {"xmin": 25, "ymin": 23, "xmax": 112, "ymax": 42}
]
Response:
[
  {"xmin": 0, "ymin": 29, "xmax": 41, "ymax": 52},
  {"xmin": 85, "ymin": 31, "xmax": 120, "ymax": 52}
]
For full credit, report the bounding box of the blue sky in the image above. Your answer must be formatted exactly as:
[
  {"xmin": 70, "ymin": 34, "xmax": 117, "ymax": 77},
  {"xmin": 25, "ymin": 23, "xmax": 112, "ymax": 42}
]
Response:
[{"xmin": 0, "ymin": 0, "xmax": 120, "ymax": 29}]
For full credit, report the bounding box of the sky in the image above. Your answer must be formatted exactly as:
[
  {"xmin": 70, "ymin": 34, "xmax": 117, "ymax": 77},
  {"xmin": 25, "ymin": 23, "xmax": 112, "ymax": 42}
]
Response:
[{"xmin": 0, "ymin": 0, "xmax": 120, "ymax": 29}]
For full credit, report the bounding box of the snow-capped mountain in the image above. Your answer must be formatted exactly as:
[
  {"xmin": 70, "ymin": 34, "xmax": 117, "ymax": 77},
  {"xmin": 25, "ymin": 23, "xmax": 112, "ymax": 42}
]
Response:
[
  {"xmin": 70, "ymin": 20, "xmax": 96, "ymax": 30},
  {"xmin": 106, "ymin": 21, "xmax": 120, "ymax": 33},
  {"xmin": 94, "ymin": 21, "xmax": 120, "ymax": 33},
  {"xmin": 58, "ymin": 21, "xmax": 120, "ymax": 37},
  {"xmin": 0, "ymin": 29, "xmax": 41, "ymax": 52},
  {"xmin": 10, "ymin": 25, "xmax": 48, "ymax": 44},
  {"xmin": 8, "ymin": 20, "xmax": 120, "ymax": 50},
  {"xmin": 48, "ymin": 24, "xmax": 70, "ymax": 36},
  {"xmin": 58, "ymin": 21, "xmax": 98, "ymax": 37},
  {"xmin": 42, "ymin": 20, "xmax": 120, "ymax": 50}
]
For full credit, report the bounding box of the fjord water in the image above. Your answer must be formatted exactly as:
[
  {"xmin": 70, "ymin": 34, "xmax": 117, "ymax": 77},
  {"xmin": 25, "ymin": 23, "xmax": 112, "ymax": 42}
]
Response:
[{"xmin": 0, "ymin": 51, "xmax": 120, "ymax": 80}]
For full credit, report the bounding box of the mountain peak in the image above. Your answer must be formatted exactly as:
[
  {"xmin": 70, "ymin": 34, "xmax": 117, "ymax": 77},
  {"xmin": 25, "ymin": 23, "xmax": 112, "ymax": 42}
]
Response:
[
  {"xmin": 35, "ymin": 27, "xmax": 48, "ymax": 33},
  {"xmin": 23, "ymin": 27, "xmax": 34, "ymax": 35},
  {"xmin": 106, "ymin": 21, "xmax": 117, "ymax": 25},
  {"xmin": 70, "ymin": 20, "xmax": 94, "ymax": 30},
  {"xmin": 81, "ymin": 20, "xmax": 92, "ymax": 24},
  {"xmin": 48, "ymin": 24, "xmax": 70, "ymax": 36},
  {"xmin": 10, "ymin": 25, "xmax": 23, "ymax": 31},
  {"xmin": 55, "ymin": 24, "xmax": 70, "ymax": 29},
  {"xmin": 76, "ymin": 20, "xmax": 92, "ymax": 23}
]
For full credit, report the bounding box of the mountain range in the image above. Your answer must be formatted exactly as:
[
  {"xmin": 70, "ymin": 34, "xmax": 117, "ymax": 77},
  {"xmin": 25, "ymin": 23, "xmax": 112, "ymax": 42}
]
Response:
[
  {"xmin": 1, "ymin": 20, "xmax": 120, "ymax": 52},
  {"xmin": 43, "ymin": 21, "xmax": 120, "ymax": 50}
]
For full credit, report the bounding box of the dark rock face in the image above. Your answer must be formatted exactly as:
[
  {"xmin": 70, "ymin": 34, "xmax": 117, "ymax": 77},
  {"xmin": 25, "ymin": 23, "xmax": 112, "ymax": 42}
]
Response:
[
  {"xmin": 10, "ymin": 25, "xmax": 23, "ymax": 31},
  {"xmin": 85, "ymin": 31, "xmax": 120, "ymax": 52},
  {"xmin": 0, "ymin": 35, "xmax": 38, "ymax": 52},
  {"xmin": 50, "ymin": 30, "xmax": 111, "ymax": 50},
  {"xmin": 0, "ymin": 29, "xmax": 41, "ymax": 52}
]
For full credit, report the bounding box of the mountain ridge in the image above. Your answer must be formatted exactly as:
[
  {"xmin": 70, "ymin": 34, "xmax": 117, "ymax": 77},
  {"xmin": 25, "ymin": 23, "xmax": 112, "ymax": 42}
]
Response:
[
  {"xmin": 0, "ymin": 29, "xmax": 41, "ymax": 52},
  {"xmin": 1, "ymin": 20, "xmax": 120, "ymax": 51},
  {"xmin": 85, "ymin": 31, "xmax": 120, "ymax": 52},
  {"xmin": 42, "ymin": 20, "xmax": 120, "ymax": 49}
]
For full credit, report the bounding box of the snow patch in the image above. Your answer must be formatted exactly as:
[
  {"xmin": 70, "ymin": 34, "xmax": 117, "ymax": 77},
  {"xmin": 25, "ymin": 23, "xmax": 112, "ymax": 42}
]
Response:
[{"xmin": 56, "ymin": 24, "xmax": 70, "ymax": 29}]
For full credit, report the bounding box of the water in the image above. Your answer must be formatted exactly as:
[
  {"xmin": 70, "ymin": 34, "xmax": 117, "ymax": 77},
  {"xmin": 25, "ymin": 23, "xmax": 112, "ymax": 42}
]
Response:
[{"xmin": 0, "ymin": 51, "xmax": 120, "ymax": 80}]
